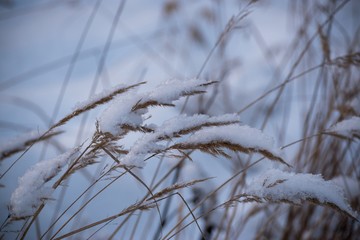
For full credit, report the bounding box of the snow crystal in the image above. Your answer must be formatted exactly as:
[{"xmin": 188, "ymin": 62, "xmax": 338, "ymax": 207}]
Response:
[
  {"xmin": 328, "ymin": 116, "xmax": 360, "ymax": 138},
  {"xmin": 10, "ymin": 148, "xmax": 80, "ymax": 218},
  {"xmin": 245, "ymin": 169, "xmax": 357, "ymax": 219}
]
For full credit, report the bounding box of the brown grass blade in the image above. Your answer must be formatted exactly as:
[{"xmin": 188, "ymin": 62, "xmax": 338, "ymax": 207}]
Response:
[
  {"xmin": 52, "ymin": 82, "xmax": 146, "ymax": 129},
  {"xmin": 147, "ymin": 177, "xmax": 213, "ymax": 201},
  {"xmin": 0, "ymin": 131, "xmax": 62, "ymax": 162},
  {"xmin": 235, "ymin": 193, "xmax": 359, "ymax": 222},
  {"xmin": 170, "ymin": 141, "xmax": 291, "ymax": 167}
]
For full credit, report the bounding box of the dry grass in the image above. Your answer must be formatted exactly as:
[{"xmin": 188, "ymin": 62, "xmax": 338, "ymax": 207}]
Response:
[
  {"xmin": 0, "ymin": 130, "xmax": 62, "ymax": 162},
  {"xmin": 52, "ymin": 82, "xmax": 146, "ymax": 129},
  {"xmin": 0, "ymin": 0, "xmax": 359, "ymax": 239}
]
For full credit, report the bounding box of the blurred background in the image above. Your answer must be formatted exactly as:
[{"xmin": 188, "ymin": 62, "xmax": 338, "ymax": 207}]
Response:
[{"xmin": 1, "ymin": 0, "xmax": 359, "ymax": 239}]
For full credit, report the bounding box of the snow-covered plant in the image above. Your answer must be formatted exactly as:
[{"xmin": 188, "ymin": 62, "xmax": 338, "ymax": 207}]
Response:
[
  {"xmin": 10, "ymin": 147, "xmax": 81, "ymax": 220},
  {"xmin": 0, "ymin": 130, "xmax": 61, "ymax": 161},
  {"xmin": 235, "ymin": 169, "xmax": 357, "ymax": 220},
  {"xmin": 1, "ymin": 1, "xmax": 359, "ymax": 239},
  {"xmin": 326, "ymin": 116, "xmax": 360, "ymax": 139},
  {"xmin": 2, "ymin": 78, "xmax": 358, "ymax": 240}
]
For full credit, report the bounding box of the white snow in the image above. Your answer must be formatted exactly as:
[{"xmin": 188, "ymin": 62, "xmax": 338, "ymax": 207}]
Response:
[
  {"xmin": 243, "ymin": 169, "xmax": 358, "ymax": 219},
  {"xmin": 119, "ymin": 115, "xmax": 286, "ymax": 167},
  {"xmin": 160, "ymin": 113, "xmax": 240, "ymax": 134},
  {"xmin": 331, "ymin": 176, "xmax": 360, "ymax": 200},
  {"xmin": 328, "ymin": 116, "xmax": 360, "ymax": 138},
  {"xmin": 10, "ymin": 147, "xmax": 81, "ymax": 219},
  {"xmin": 0, "ymin": 130, "xmax": 45, "ymax": 159},
  {"xmin": 144, "ymin": 78, "xmax": 208, "ymax": 104},
  {"xmin": 98, "ymin": 79, "xmax": 213, "ymax": 136},
  {"xmin": 72, "ymin": 83, "xmax": 129, "ymax": 111},
  {"xmin": 120, "ymin": 114, "xmax": 240, "ymax": 167},
  {"xmin": 98, "ymin": 92, "xmax": 146, "ymax": 136},
  {"xmin": 183, "ymin": 124, "xmax": 283, "ymax": 159}
]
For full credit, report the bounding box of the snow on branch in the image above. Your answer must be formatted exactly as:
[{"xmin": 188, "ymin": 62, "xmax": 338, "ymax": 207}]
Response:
[
  {"xmin": 326, "ymin": 116, "xmax": 360, "ymax": 139},
  {"xmin": 10, "ymin": 147, "xmax": 81, "ymax": 220},
  {"xmin": 236, "ymin": 169, "xmax": 358, "ymax": 221}
]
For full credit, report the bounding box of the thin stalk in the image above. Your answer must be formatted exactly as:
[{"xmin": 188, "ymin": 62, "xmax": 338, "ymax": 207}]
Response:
[{"xmin": 101, "ymin": 147, "xmax": 164, "ymax": 239}]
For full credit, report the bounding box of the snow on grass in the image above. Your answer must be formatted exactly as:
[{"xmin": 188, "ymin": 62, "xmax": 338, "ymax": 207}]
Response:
[
  {"xmin": 72, "ymin": 83, "xmax": 130, "ymax": 111},
  {"xmin": 183, "ymin": 125, "xmax": 277, "ymax": 151},
  {"xmin": 327, "ymin": 116, "xmax": 360, "ymax": 139},
  {"xmin": 176, "ymin": 124, "xmax": 287, "ymax": 165},
  {"xmin": 98, "ymin": 79, "xmax": 213, "ymax": 136},
  {"xmin": 97, "ymin": 79, "xmax": 286, "ymax": 168},
  {"xmin": 331, "ymin": 175, "xmax": 360, "ymax": 201},
  {"xmin": 10, "ymin": 147, "xmax": 81, "ymax": 219},
  {"xmin": 240, "ymin": 169, "xmax": 358, "ymax": 220},
  {"xmin": 143, "ymin": 78, "xmax": 208, "ymax": 104},
  {"xmin": 121, "ymin": 114, "xmax": 240, "ymax": 167},
  {"xmin": 52, "ymin": 82, "xmax": 146, "ymax": 129},
  {"xmin": 159, "ymin": 113, "xmax": 240, "ymax": 135},
  {"xmin": 0, "ymin": 131, "xmax": 44, "ymax": 158},
  {"xmin": 98, "ymin": 92, "xmax": 146, "ymax": 136},
  {"xmin": 0, "ymin": 130, "xmax": 60, "ymax": 161}
]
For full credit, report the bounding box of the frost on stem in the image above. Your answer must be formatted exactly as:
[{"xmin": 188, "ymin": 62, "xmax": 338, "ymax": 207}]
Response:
[
  {"xmin": 236, "ymin": 169, "xmax": 358, "ymax": 221},
  {"xmin": 10, "ymin": 147, "xmax": 81, "ymax": 220}
]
